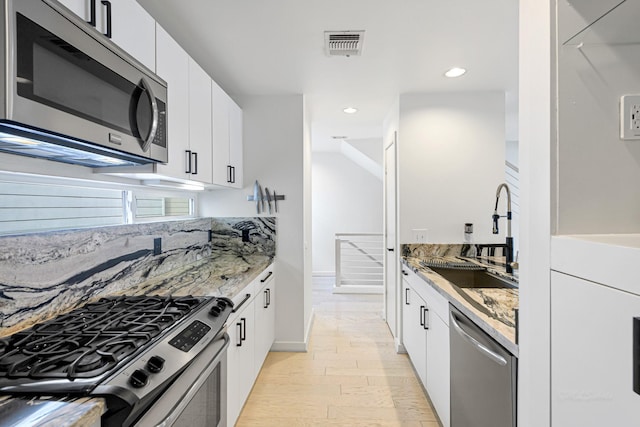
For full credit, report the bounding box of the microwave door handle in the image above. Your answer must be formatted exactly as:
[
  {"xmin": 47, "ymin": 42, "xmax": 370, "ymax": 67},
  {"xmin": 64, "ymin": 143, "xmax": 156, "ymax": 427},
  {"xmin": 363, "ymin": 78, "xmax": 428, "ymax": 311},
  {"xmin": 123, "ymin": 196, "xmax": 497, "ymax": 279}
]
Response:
[{"xmin": 137, "ymin": 77, "xmax": 159, "ymax": 152}]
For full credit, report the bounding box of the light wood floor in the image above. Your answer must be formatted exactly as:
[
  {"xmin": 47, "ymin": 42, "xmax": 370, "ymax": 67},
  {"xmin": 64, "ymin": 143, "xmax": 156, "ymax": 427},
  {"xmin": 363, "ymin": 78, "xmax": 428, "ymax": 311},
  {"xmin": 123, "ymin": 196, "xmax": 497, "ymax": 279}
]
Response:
[{"xmin": 236, "ymin": 276, "xmax": 440, "ymax": 427}]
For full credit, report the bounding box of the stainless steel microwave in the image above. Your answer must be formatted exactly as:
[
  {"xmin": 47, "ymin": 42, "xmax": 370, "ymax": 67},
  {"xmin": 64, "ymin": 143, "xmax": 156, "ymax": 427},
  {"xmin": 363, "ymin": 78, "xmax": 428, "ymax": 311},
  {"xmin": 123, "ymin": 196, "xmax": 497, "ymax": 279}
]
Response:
[{"xmin": 0, "ymin": 0, "xmax": 168, "ymax": 167}]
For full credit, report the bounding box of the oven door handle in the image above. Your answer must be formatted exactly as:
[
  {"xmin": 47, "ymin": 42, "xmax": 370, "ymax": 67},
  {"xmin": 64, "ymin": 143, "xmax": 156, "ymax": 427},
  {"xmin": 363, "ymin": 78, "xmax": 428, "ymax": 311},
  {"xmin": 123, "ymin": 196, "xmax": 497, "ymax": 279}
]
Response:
[{"xmin": 153, "ymin": 334, "xmax": 230, "ymax": 427}]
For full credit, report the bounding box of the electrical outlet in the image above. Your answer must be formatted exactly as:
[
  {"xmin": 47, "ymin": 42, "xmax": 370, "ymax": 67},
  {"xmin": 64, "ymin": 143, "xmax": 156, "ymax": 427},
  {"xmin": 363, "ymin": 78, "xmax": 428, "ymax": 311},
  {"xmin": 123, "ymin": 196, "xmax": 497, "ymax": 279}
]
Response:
[
  {"xmin": 411, "ymin": 228, "xmax": 429, "ymax": 243},
  {"xmin": 620, "ymin": 95, "xmax": 640, "ymax": 140}
]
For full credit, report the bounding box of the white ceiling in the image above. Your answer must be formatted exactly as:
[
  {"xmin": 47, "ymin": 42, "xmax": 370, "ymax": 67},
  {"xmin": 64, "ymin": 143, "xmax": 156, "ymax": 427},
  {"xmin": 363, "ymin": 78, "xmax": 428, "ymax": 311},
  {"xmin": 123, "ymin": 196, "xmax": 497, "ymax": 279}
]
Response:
[{"xmin": 137, "ymin": 0, "xmax": 519, "ymax": 152}]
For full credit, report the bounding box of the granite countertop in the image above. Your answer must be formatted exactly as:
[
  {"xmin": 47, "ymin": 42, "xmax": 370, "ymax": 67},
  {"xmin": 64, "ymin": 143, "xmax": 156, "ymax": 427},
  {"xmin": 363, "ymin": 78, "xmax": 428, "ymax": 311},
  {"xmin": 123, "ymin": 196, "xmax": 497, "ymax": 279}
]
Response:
[
  {"xmin": 0, "ymin": 255, "xmax": 273, "ymax": 427},
  {"xmin": 402, "ymin": 255, "xmax": 519, "ymax": 356},
  {"xmin": 0, "ymin": 396, "xmax": 105, "ymax": 427}
]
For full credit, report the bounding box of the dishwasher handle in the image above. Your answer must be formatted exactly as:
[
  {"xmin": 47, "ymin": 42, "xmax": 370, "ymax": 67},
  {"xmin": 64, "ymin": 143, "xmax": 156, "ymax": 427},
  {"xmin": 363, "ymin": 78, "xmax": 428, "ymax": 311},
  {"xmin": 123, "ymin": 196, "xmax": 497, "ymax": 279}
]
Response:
[{"xmin": 450, "ymin": 309, "xmax": 507, "ymax": 366}]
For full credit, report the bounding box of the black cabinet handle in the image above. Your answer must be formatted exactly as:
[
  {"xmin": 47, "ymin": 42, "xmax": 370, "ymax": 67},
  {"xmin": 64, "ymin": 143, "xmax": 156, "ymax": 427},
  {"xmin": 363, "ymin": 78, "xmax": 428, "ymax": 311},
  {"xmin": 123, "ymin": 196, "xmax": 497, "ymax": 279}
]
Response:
[
  {"xmin": 387, "ymin": 248, "xmax": 394, "ymax": 252},
  {"xmin": 261, "ymin": 271, "xmax": 273, "ymax": 283},
  {"xmin": 264, "ymin": 289, "xmax": 269, "ymax": 309},
  {"xmin": 240, "ymin": 317, "xmax": 246, "ymax": 341},
  {"xmin": 405, "ymin": 288, "xmax": 410, "ymax": 305},
  {"xmin": 232, "ymin": 293, "xmax": 251, "ymax": 313},
  {"xmin": 236, "ymin": 322, "xmax": 242, "ymax": 346},
  {"xmin": 191, "ymin": 152, "xmax": 198, "ymax": 175},
  {"xmin": 89, "ymin": 0, "xmax": 96, "ymax": 26},
  {"xmin": 423, "ymin": 307, "xmax": 430, "ymax": 330},
  {"xmin": 634, "ymin": 317, "xmax": 640, "ymax": 395},
  {"xmin": 231, "ymin": 166, "xmax": 236, "ymax": 183},
  {"xmin": 227, "ymin": 165, "xmax": 232, "ymax": 183},
  {"xmin": 420, "ymin": 305, "xmax": 425, "ymax": 326},
  {"xmin": 402, "ymin": 270, "xmax": 408, "ymax": 276},
  {"xmin": 267, "ymin": 288, "xmax": 271, "ymax": 307},
  {"xmin": 101, "ymin": 1, "xmax": 112, "ymax": 38},
  {"xmin": 185, "ymin": 150, "xmax": 192, "ymax": 174}
]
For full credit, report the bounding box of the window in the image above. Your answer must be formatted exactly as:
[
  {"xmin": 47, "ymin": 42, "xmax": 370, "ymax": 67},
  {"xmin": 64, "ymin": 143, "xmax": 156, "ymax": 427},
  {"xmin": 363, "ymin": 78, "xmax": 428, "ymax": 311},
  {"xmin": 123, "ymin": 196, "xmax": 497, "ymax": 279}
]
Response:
[{"xmin": 0, "ymin": 177, "xmax": 196, "ymax": 236}]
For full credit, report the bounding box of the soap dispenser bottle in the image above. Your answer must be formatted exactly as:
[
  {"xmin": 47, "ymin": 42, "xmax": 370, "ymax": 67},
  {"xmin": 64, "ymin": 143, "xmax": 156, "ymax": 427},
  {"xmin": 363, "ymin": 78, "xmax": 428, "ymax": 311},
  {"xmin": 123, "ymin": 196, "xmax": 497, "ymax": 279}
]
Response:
[{"xmin": 463, "ymin": 223, "xmax": 477, "ymax": 257}]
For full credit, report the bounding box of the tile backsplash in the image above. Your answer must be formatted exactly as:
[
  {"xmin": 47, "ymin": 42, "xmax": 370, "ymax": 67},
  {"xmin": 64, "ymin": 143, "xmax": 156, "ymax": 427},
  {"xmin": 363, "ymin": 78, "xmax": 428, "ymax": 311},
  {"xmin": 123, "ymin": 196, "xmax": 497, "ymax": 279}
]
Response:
[{"xmin": 0, "ymin": 217, "xmax": 276, "ymax": 336}]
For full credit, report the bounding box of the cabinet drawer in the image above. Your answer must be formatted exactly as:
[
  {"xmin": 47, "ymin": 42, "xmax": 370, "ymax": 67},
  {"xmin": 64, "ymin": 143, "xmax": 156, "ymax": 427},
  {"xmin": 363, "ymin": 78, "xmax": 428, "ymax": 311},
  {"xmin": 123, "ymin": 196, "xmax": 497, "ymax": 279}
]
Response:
[{"xmin": 403, "ymin": 266, "xmax": 449, "ymax": 324}]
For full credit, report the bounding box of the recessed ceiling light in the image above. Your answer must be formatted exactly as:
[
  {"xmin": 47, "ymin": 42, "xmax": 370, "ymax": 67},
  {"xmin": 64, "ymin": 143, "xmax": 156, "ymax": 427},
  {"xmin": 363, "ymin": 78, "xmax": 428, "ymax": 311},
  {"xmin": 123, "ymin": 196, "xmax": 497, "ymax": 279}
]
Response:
[
  {"xmin": 343, "ymin": 107, "xmax": 358, "ymax": 114},
  {"xmin": 444, "ymin": 67, "xmax": 467, "ymax": 78}
]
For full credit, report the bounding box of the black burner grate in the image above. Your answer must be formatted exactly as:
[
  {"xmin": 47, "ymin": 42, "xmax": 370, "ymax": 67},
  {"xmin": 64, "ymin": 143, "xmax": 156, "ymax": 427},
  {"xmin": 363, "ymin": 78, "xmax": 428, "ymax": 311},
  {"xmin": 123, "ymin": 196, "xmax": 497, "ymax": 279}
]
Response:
[{"xmin": 0, "ymin": 296, "xmax": 203, "ymax": 381}]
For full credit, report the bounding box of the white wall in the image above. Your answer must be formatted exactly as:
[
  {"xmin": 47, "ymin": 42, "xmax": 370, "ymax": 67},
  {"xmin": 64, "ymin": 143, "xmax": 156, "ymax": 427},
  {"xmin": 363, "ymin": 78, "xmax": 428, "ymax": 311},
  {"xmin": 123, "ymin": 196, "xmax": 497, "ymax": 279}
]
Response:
[
  {"xmin": 397, "ymin": 91, "xmax": 507, "ymax": 244},
  {"xmin": 312, "ymin": 152, "xmax": 383, "ymax": 274},
  {"xmin": 518, "ymin": 0, "xmax": 552, "ymax": 425},
  {"xmin": 199, "ymin": 94, "xmax": 311, "ymax": 351},
  {"xmin": 554, "ymin": 1, "xmax": 640, "ymax": 234}
]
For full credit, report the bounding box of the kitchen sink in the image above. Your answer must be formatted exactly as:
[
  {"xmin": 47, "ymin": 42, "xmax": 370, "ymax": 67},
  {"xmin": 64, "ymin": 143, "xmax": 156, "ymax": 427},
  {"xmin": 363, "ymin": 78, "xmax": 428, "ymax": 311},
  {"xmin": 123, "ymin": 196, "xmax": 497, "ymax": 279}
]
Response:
[{"xmin": 429, "ymin": 266, "xmax": 517, "ymax": 289}]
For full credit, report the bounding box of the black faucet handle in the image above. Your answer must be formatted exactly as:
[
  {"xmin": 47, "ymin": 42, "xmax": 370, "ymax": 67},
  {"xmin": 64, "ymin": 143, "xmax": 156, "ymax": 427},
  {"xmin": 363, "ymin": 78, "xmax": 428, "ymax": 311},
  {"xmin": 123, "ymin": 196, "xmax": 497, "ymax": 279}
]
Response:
[{"xmin": 492, "ymin": 213, "xmax": 500, "ymax": 234}]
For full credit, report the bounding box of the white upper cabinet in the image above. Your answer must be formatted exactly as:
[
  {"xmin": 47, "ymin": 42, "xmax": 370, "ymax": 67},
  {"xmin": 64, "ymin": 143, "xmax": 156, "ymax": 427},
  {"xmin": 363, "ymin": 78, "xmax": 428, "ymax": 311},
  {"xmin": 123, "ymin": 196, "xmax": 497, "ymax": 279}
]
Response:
[
  {"xmin": 212, "ymin": 80, "xmax": 243, "ymax": 188},
  {"xmin": 187, "ymin": 58, "xmax": 213, "ymax": 184},
  {"xmin": 154, "ymin": 25, "xmax": 189, "ymax": 179},
  {"xmin": 108, "ymin": 0, "xmax": 156, "ymax": 71},
  {"xmin": 57, "ymin": 0, "xmax": 155, "ymax": 71},
  {"xmin": 228, "ymin": 99, "xmax": 243, "ymax": 188}
]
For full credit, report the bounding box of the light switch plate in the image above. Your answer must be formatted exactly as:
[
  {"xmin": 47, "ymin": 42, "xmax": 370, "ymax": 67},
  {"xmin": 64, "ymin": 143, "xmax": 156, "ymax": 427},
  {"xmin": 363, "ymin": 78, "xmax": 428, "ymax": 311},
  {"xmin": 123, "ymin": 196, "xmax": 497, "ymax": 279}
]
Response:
[{"xmin": 620, "ymin": 95, "xmax": 640, "ymax": 140}]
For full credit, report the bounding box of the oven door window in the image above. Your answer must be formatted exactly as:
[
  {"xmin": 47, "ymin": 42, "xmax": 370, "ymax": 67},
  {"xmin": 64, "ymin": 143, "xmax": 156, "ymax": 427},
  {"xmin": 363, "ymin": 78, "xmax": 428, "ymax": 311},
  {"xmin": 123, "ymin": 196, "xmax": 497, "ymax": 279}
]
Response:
[
  {"xmin": 16, "ymin": 13, "xmax": 137, "ymax": 137},
  {"xmin": 171, "ymin": 361, "xmax": 221, "ymax": 426}
]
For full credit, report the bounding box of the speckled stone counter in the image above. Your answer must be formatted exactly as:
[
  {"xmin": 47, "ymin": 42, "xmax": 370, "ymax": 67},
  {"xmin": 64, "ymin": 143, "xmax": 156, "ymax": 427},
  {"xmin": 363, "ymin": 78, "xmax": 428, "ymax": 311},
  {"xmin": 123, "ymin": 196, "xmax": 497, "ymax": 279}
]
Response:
[
  {"xmin": 0, "ymin": 396, "xmax": 105, "ymax": 427},
  {"xmin": 402, "ymin": 244, "xmax": 519, "ymax": 356}
]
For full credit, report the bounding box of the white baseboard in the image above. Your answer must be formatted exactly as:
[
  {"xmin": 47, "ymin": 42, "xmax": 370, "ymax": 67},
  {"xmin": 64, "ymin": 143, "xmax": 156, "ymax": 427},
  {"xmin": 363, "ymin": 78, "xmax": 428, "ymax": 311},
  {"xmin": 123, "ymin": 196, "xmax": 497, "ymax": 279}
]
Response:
[
  {"xmin": 332, "ymin": 285, "xmax": 384, "ymax": 294},
  {"xmin": 270, "ymin": 341, "xmax": 308, "ymax": 352},
  {"xmin": 270, "ymin": 309, "xmax": 315, "ymax": 353},
  {"xmin": 312, "ymin": 271, "xmax": 335, "ymax": 277}
]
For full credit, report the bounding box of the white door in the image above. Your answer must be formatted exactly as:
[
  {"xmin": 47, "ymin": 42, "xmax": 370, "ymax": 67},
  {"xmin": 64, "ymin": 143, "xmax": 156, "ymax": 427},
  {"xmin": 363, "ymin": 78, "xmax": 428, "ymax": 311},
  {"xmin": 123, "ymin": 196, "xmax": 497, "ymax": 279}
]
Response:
[{"xmin": 384, "ymin": 134, "xmax": 398, "ymax": 337}]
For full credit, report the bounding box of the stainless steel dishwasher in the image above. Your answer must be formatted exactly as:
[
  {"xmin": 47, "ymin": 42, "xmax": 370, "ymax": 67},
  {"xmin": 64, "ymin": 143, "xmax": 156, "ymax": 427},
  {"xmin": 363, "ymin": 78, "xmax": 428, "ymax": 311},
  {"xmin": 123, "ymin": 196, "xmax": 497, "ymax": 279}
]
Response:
[{"xmin": 449, "ymin": 305, "xmax": 517, "ymax": 427}]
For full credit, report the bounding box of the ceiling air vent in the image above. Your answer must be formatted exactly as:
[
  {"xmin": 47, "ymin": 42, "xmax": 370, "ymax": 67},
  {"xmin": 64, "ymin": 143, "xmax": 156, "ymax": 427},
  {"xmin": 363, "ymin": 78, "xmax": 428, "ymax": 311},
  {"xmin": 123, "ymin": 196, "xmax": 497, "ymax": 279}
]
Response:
[{"xmin": 324, "ymin": 31, "xmax": 365, "ymax": 57}]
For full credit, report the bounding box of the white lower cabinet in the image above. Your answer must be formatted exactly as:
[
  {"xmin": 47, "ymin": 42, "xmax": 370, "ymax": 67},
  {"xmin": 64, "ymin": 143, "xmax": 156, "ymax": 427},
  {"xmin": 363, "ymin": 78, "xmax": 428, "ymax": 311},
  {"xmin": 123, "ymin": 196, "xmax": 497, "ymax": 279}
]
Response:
[
  {"xmin": 426, "ymin": 310, "xmax": 450, "ymax": 427},
  {"xmin": 254, "ymin": 272, "xmax": 275, "ymax": 378},
  {"xmin": 551, "ymin": 271, "xmax": 640, "ymax": 426},
  {"xmin": 227, "ymin": 266, "xmax": 276, "ymax": 426},
  {"xmin": 402, "ymin": 268, "xmax": 450, "ymax": 427},
  {"xmin": 403, "ymin": 279, "xmax": 428, "ymax": 384}
]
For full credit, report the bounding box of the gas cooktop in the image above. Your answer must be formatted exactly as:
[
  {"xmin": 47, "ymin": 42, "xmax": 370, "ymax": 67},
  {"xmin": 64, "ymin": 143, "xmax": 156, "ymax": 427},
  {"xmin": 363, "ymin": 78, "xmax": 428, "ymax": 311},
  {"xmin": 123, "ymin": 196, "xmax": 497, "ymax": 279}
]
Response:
[
  {"xmin": 0, "ymin": 296, "xmax": 205, "ymax": 382},
  {"xmin": 0, "ymin": 294, "xmax": 233, "ymax": 426}
]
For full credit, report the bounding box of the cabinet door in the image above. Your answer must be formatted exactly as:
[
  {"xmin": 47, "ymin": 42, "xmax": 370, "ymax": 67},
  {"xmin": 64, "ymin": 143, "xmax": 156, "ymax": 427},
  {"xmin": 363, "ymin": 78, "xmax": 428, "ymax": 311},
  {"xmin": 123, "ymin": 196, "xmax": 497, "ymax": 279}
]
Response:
[
  {"xmin": 228, "ymin": 99, "xmax": 243, "ymax": 188},
  {"xmin": 402, "ymin": 280, "xmax": 427, "ymax": 385},
  {"xmin": 155, "ymin": 25, "xmax": 189, "ymax": 179},
  {"xmin": 108, "ymin": 0, "xmax": 156, "ymax": 71},
  {"xmin": 254, "ymin": 272, "xmax": 275, "ymax": 377},
  {"xmin": 227, "ymin": 303, "xmax": 256, "ymax": 427},
  {"xmin": 57, "ymin": 0, "xmax": 155, "ymax": 71},
  {"xmin": 426, "ymin": 311, "xmax": 450, "ymax": 427},
  {"xmin": 187, "ymin": 58, "xmax": 213, "ymax": 183},
  {"xmin": 57, "ymin": 0, "xmax": 89, "ymax": 19},
  {"xmin": 551, "ymin": 271, "xmax": 640, "ymax": 426},
  {"xmin": 211, "ymin": 81, "xmax": 231, "ymax": 186}
]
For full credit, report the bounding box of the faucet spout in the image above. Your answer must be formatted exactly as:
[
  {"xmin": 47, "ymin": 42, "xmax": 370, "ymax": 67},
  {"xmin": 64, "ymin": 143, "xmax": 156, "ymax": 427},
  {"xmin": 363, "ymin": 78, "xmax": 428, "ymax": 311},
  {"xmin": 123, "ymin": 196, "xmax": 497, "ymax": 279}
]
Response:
[{"xmin": 493, "ymin": 183, "xmax": 514, "ymax": 274}]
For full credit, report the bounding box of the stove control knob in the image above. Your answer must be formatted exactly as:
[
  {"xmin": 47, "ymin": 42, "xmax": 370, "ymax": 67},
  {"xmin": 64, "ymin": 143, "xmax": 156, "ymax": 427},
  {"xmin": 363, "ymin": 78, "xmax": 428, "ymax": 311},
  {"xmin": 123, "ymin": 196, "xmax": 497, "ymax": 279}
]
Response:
[
  {"xmin": 129, "ymin": 369, "xmax": 149, "ymax": 388},
  {"xmin": 147, "ymin": 355, "xmax": 165, "ymax": 373},
  {"xmin": 209, "ymin": 305, "xmax": 222, "ymax": 317},
  {"xmin": 217, "ymin": 300, "xmax": 228, "ymax": 310}
]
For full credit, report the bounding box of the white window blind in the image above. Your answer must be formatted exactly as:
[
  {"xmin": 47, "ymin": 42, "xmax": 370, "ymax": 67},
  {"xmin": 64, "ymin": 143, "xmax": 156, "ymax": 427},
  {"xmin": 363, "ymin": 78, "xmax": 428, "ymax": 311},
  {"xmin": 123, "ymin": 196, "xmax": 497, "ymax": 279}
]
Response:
[
  {"xmin": 0, "ymin": 179, "xmax": 196, "ymax": 236},
  {"xmin": 0, "ymin": 181, "xmax": 124, "ymax": 235}
]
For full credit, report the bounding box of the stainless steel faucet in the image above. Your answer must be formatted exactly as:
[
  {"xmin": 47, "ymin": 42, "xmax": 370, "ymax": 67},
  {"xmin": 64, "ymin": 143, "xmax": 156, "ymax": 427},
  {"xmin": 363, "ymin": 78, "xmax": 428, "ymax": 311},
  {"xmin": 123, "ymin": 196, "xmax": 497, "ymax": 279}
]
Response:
[{"xmin": 492, "ymin": 183, "xmax": 514, "ymax": 274}]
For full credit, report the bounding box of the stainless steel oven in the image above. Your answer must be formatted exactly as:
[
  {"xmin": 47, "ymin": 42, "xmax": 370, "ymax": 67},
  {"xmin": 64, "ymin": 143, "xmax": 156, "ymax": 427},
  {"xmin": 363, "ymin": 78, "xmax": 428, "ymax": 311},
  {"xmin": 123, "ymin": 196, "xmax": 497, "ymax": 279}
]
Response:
[
  {"xmin": 0, "ymin": 296, "xmax": 233, "ymax": 427},
  {"xmin": 134, "ymin": 333, "xmax": 228, "ymax": 427},
  {"xmin": 0, "ymin": 0, "xmax": 168, "ymax": 167}
]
